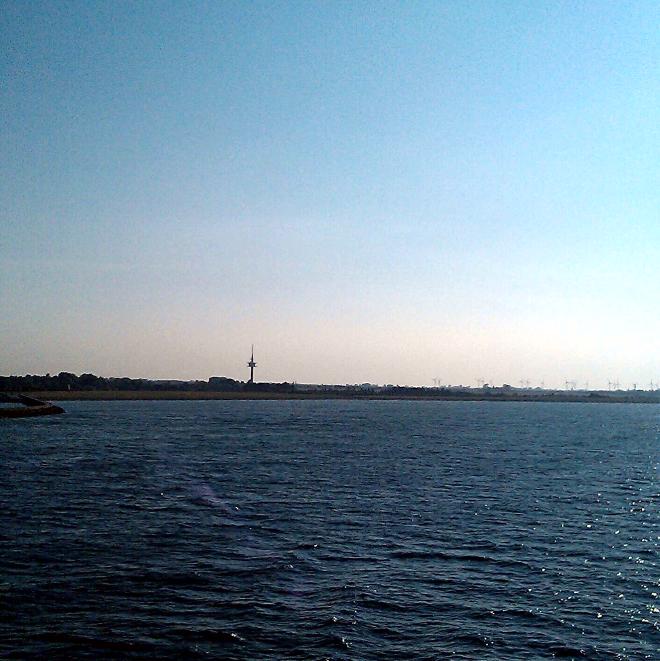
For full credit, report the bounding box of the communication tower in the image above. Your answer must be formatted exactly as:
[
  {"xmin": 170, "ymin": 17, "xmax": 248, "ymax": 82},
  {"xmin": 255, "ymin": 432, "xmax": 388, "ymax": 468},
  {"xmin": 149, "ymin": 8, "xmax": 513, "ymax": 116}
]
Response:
[{"xmin": 247, "ymin": 345, "xmax": 257, "ymax": 383}]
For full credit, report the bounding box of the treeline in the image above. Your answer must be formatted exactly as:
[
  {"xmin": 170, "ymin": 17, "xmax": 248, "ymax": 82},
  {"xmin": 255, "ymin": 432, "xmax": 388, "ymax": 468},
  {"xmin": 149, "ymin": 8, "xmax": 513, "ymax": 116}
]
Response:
[
  {"xmin": 0, "ymin": 372, "xmax": 244, "ymax": 392},
  {"xmin": 2, "ymin": 374, "xmax": 656, "ymax": 401},
  {"xmin": 0, "ymin": 373, "xmax": 463, "ymax": 396}
]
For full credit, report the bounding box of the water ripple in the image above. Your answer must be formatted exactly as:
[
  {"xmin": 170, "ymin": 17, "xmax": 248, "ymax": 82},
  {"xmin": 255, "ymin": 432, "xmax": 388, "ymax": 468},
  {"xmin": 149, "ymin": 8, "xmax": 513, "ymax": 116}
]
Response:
[{"xmin": 1, "ymin": 400, "xmax": 658, "ymax": 659}]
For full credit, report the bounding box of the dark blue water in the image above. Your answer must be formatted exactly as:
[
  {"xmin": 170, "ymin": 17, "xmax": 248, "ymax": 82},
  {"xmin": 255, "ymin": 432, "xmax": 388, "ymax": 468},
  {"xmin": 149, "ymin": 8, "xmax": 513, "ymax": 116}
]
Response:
[{"xmin": 1, "ymin": 401, "xmax": 658, "ymax": 659}]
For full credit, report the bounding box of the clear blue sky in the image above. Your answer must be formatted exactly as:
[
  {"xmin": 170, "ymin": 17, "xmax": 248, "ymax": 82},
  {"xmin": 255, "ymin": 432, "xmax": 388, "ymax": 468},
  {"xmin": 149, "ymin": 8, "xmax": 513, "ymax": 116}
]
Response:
[{"xmin": 1, "ymin": 1, "xmax": 658, "ymax": 387}]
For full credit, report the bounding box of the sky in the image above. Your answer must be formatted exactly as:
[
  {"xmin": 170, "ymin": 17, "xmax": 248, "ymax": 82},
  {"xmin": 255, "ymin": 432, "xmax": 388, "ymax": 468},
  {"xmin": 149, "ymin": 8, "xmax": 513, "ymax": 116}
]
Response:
[{"xmin": 1, "ymin": 0, "xmax": 658, "ymax": 388}]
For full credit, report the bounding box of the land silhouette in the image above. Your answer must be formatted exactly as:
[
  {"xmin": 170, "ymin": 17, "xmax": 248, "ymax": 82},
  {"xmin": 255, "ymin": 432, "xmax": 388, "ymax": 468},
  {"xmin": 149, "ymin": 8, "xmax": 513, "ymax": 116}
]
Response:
[{"xmin": 1, "ymin": 372, "xmax": 659, "ymax": 404}]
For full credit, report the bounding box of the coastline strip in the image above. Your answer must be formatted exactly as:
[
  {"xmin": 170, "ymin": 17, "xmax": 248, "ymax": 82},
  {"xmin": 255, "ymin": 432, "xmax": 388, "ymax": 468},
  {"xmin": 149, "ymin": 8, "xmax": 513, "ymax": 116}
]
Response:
[{"xmin": 20, "ymin": 391, "xmax": 660, "ymax": 404}]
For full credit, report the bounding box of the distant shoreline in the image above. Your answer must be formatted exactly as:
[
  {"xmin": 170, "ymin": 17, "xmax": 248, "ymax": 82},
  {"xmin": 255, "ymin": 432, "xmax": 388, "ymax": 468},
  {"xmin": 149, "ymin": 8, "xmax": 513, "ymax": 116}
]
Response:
[{"xmin": 25, "ymin": 391, "xmax": 660, "ymax": 404}]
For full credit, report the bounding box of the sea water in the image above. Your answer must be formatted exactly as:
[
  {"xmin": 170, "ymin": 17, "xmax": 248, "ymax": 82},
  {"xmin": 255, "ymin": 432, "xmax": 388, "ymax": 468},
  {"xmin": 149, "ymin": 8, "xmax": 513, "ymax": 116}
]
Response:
[{"xmin": 1, "ymin": 400, "xmax": 658, "ymax": 659}]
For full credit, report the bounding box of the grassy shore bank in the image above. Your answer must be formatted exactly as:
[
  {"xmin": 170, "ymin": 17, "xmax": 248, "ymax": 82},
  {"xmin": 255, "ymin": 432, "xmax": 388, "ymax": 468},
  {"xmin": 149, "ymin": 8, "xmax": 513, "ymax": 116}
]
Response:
[{"xmin": 23, "ymin": 390, "xmax": 660, "ymax": 403}]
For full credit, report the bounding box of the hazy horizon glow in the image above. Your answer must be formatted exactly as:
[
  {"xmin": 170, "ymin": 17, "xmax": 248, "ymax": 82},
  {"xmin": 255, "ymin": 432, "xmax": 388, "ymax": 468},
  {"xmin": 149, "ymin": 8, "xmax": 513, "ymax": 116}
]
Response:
[{"xmin": 2, "ymin": 1, "xmax": 658, "ymax": 389}]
